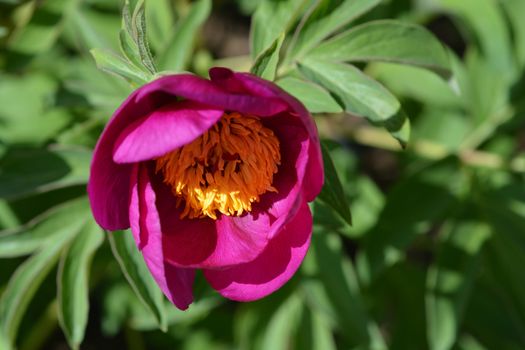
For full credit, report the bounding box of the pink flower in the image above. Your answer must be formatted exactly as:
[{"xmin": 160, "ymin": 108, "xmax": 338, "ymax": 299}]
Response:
[{"xmin": 88, "ymin": 67, "xmax": 324, "ymax": 310}]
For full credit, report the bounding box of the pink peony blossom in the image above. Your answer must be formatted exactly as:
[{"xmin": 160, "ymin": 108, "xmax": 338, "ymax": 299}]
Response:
[{"xmin": 88, "ymin": 67, "xmax": 324, "ymax": 310}]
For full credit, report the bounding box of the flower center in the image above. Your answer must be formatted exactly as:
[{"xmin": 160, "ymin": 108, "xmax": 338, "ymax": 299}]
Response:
[{"xmin": 155, "ymin": 112, "xmax": 281, "ymax": 220}]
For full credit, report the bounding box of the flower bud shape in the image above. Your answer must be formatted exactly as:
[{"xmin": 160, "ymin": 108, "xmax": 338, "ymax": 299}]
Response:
[{"xmin": 88, "ymin": 68, "xmax": 324, "ymax": 309}]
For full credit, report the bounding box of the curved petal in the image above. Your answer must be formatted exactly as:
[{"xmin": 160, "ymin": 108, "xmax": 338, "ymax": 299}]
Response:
[
  {"xmin": 209, "ymin": 67, "xmax": 324, "ymax": 202},
  {"xmin": 113, "ymin": 101, "xmax": 223, "ymax": 163},
  {"xmin": 129, "ymin": 163, "xmax": 194, "ymax": 310},
  {"xmin": 203, "ymin": 200, "xmax": 312, "ymax": 302},
  {"xmin": 139, "ymin": 165, "xmax": 272, "ymax": 269},
  {"xmin": 88, "ymin": 86, "xmax": 170, "ymax": 230},
  {"xmin": 135, "ymin": 74, "xmax": 288, "ymax": 117},
  {"xmin": 255, "ymin": 115, "xmax": 310, "ymax": 239},
  {"xmin": 89, "ymin": 73, "xmax": 288, "ymax": 230}
]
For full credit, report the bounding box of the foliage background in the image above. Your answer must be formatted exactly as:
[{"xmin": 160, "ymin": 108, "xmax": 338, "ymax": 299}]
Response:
[{"xmin": 0, "ymin": 0, "xmax": 524, "ymax": 349}]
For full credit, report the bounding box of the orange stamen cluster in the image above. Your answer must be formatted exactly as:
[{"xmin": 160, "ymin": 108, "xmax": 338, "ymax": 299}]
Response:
[{"xmin": 155, "ymin": 112, "xmax": 281, "ymax": 219}]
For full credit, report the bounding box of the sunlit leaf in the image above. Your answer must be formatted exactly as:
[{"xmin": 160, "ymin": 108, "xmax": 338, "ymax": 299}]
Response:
[
  {"xmin": 276, "ymin": 76, "xmax": 343, "ymax": 113},
  {"xmin": 57, "ymin": 220, "xmax": 104, "ymax": 350},
  {"xmin": 250, "ymin": 0, "xmax": 308, "ymax": 58},
  {"xmin": 0, "ymin": 198, "xmax": 90, "ymax": 258},
  {"xmin": 158, "ymin": 0, "xmax": 211, "ymax": 72},
  {"xmin": 251, "ymin": 33, "xmax": 284, "ymax": 81},
  {"xmin": 108, "ymin": 231, "xmax": 167, "ymax": 331},
  {"xmin": 307, "ymin": 20, "xmax": 451, "ymax": 78}
]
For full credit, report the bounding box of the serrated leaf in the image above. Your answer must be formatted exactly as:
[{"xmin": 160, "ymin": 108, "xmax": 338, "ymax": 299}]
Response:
[
  {"xmin": 426, "ymin": 221, "xmax": 491, "ymax": 350},
  {"xmin": 250, "ymin": 0, "xmax": 308, "ymax": 58},
  {"xmin": 57, "ymin": 220, "xmax": 104, "ymax": 350},
  {"xmin": 0, "ymin": 220, "xmax": 81, "ymax": 345},
  {"xmin": 158, "ymin": 0, "xmax": 211, "ymax": 72},
  {"xmin": 317, "ymin": 142, "xmax": 352, "ymax": 226},
  {"xmin": 0, "ymin": 146, "xmax": 91, "ymax": 200},
  {"xmin": 307, "ymin": 20, "xmax": 451, "ymax": 78},
  {"xmin": 277, "ymin": 76, "xmax": 342, "ymax": 113},
  {"xmin": 91, "ymin": 48, "xmax": 150, "ymax": 86},
  {"xmin": 299, "ymin": 59, "xmax": 409, "ymax": 144},
  {"xmin": 108, "ymin": 231, "xmax": 167, "ymax": 331},
  {"xmin": 288, "ymin": 0, "xmax": 382, "ymax": 61},
  {"xmin": 251, "ymin": 33, "xmax": 285, "ymax": 81},
  {"xmin": 0, "ymin": 197, "xmax": 90, "ymax": 258}
]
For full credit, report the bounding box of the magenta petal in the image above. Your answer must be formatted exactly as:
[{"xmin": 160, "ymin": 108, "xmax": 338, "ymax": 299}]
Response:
[
  {"xmin": 129, "ymin": 163, "xmax": 195, "ymax": 310},
  {"xmin": 203, "ymin": 200, "xmax": 312, "ymax": 301},
  {"xmin": 113, "ymin": 101, "xmax": 223, "ymax": 163},
  {"xmin": 88, "ymin": 88, "xmax": 166, "ymax": 230},
  {"xmin": 135, "ymin": 74, "xmax": 288, "ymax": 117},
  {"xmin": 209, "ymin": 68, "xmax": 324, "ymax": 201},
  {"xmin": 149, "ymin": 174, "xmax": 272, "ymax": 269}
]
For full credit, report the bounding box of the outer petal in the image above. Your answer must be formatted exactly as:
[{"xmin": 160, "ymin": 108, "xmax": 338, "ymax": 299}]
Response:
[
  {"xmin": 129, "ymin": 163, "xmax": 194, "ymax": 310},
  {"xmin": 140, "ymin": 165, "xmax": 272, "ymax": 269},
  {"xmin": 88, "ymin": 87, "xmax": 168, "ymax": 230},
  {"xmin": 203, "ymin": 200, "xmax": 312, "ymax": 301},
  {"xmin": 89, "ymin": 73, "xmax": 288, "ymax": 230},
  {"xmin": 134, "ymin": 74, "xmax": 288, "ymax": 117},
  {"xmin": 113, "ymin": 101, "xmax": 223, "ymax": 163},
  {"xmin": 209, "ymin": 67, "xmax": 324, "ymax": 202}
]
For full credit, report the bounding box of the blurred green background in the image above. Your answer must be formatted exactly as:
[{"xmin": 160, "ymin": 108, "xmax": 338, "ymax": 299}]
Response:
[{"xmin": 0, "ymin": 0, "xmax": 524, "ymax": 349}]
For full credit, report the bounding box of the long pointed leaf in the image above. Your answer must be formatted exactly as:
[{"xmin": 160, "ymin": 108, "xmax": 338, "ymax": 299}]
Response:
[
  {"xmin": 57, "ymin": 220, "xmax": 104, "ymax": 350},
  {"xmin": 108, "ymin": 231, "xmax": 167, "ymax": 331}
]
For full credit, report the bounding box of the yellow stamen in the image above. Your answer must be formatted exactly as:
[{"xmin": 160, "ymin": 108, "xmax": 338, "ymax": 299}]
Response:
[{"xmin": 155, "ymin": 112, "xmax": 281, "ymax": 219}]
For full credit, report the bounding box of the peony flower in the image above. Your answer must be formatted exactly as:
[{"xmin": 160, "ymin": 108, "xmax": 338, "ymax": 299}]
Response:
[{"xmin": 88, "ymin": 67, "xmax": 324, "ymax": 310}]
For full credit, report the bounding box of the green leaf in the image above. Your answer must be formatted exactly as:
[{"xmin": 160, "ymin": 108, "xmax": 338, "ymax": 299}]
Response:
[
  {"xmin": 145, "ymin": 0, "xmax": 175, "ymax": 52},
  {"xmin": 250, "ymin": 0, "xmax": 308, "ymax": 58},
  {"xmin": 158, "ymin": 0, "xmax": 211, "ymax": 72},
  {"xmin": 57, "ymin": 220, "xmax": 104, "ymax": 350},
  {"xmin": 8, "ymin": 0, "xmax": 69, "ymax": 54},
  {"xmin": 64, "ymin": 5, "xmax": 121, "ymax": 51},
  {"xmin": 295, "ymin": 307, "xmax": 337, "ymax": 350},
  {"xmin": 307, "ymin": 20, "xmax": 451, "ymax": 78},
  {"xmin": 91, "ymin": 48, "xmax": 150, "ymax": 86},
  {"xmin": 108, "ymin": 231, "xmax": 167, "ymax": 331},
  {"xmin": 261, "ymin": 293, "xmax": 303, "ymax": 350},
  {"xmin": 276, "ymin": 76, "xmax": 342, "ymax": 113},
  {"xmin": 357, "ymin": 158, "xmax": 465, "ymax": 285},
  {"xmin": 251, "ymin": 33, "xmax": 285, "ymax": 81},
  {"xmin": 288, "ymin": 0, "xmax": 382, "ymax": 61},
  {"xmin": 426, "ymin": 221, "xmax": 491, "ymax": 350},
  {"xmin": 317, "ymin": 142, "xmax": 352, "ymax": 226},
  {"xmin": 0, "ymin": 221, "xmax": 81, "ymax": 345},
  {"xmin": 369, "ymin": 63, "xmax": 462, "ymax": 108},
  {"xmin": 0, "ymin": 74, "xmax": 68, "ymax": 145},
  {"xmin": 300, "ymin": 60, "xmax": 400, "ymax": 122},
  {"xmin": 436, "ymin": 0, "xmax": 514, "ymax": 76},
  {"xmin": 0, "ymin": 197, "xmax": 90, "ymax": 258},
  {"xmin": 131, "ymin": 0, "xmax": 156, "ymax": 74},
  {"xmin": 0, "ymin": 146, "xmax": 91, "ymax": 200},
  {"xmin": 299, "ymin": 59, "xmax": 409, "ymax": 144},
  {"xmin": 119, "ymin": 29, "xmax": 147, "ymax": 72},
  {"xmin": 501, "ymin": 0, "xmax": 525, "ymax": 67},
  {"xmin": 306, "ymin": 232, "xmax": 386, "ymax": 348}
]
